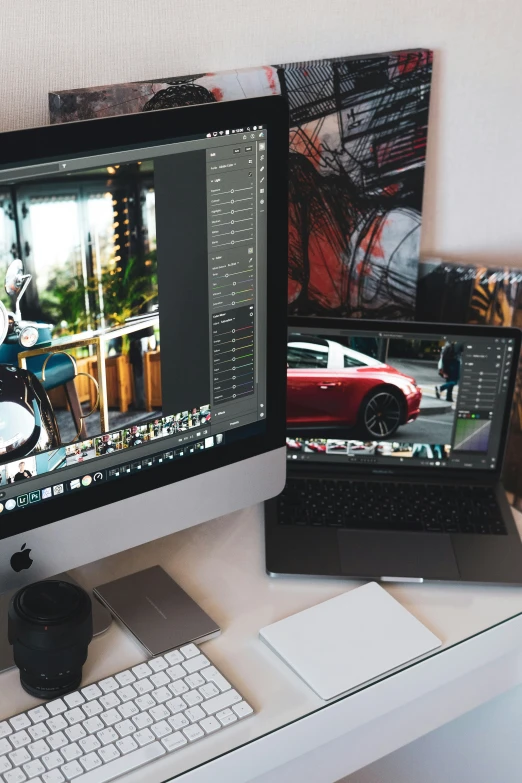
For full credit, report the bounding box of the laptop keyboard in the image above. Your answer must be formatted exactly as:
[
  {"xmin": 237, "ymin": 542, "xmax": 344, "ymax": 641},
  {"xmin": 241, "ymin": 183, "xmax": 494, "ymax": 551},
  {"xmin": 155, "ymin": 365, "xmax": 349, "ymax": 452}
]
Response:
[{"xmin": 277, "ymin": 479, "xmax": 507, "ymax": 535}]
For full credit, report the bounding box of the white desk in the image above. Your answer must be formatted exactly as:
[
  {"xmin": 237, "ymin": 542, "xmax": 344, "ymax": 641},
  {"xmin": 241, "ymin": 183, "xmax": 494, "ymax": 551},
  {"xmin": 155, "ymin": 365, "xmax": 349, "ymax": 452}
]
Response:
[{"xmin": 2, "ymin": 505, "xmax": 522, "ymax": 783}]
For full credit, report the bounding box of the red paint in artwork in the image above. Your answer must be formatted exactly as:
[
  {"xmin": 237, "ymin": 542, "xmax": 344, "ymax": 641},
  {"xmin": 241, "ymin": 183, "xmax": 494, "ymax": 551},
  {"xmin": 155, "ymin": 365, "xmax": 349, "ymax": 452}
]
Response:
[
  {"xmin": 263, "ymin": 66, "xmax": 278, "ymax": 94},
  {"xmin": 307, "ymin": 232, "xmax": 346, "ymax": 309},
  {"xmin": 396, "ymin": 50, "xmax": 432, "ymax": 75},
  {"xmin": 211, "ymin": 87, "xmax": 224, "ymax": 101}
]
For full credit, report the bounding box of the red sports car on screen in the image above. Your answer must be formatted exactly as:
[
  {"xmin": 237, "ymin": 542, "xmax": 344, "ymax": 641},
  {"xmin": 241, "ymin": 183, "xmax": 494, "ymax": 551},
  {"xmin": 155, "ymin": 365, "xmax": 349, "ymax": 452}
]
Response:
[{"xmin": 287, "ymin": 339, "xmax": 422, "ymax": 439}]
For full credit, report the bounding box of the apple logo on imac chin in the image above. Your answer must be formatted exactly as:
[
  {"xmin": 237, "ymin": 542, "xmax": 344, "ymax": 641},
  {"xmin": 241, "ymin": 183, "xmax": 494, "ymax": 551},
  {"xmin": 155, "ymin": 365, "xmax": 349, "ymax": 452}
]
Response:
[{"xmin": 10, "ymin": 543, "xmax": 33, "ymax": 573}]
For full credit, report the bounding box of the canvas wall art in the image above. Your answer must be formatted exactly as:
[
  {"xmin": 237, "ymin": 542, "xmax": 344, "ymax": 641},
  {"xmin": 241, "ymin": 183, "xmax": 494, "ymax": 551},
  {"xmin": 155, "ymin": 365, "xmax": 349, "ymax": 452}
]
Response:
[
  {"xmin": 417, "ymin": 260, "xmax": 522, "ymax": 507},
  {"xmin": 49, "ymin": 49, "xmax": 433, "ymax": 319}
]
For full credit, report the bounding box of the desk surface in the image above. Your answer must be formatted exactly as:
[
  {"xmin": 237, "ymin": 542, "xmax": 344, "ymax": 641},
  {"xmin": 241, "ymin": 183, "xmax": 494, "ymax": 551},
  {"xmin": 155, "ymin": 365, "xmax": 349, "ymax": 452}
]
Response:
[{"xmin": 2, "ymin": 504, "xmax": 522, "ymax": 782}]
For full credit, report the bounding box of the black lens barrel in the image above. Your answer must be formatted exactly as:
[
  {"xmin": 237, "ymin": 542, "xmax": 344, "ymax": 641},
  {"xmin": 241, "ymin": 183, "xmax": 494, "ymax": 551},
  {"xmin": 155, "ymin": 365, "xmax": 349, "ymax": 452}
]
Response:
[{"xmin": 8, "ymin": 580, "xmax": 93, "ymax": 699}]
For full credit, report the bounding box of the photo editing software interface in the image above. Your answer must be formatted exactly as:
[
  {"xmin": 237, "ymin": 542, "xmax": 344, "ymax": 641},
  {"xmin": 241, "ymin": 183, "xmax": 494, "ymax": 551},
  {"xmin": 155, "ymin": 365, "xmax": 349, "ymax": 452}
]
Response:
[
  {"xmin": 286, "ymin": 326, "xmax": 517, "ymax": 471},
  {"xmin": 0, "ymin": 124, "xmax": 269, "ymax": 521}
]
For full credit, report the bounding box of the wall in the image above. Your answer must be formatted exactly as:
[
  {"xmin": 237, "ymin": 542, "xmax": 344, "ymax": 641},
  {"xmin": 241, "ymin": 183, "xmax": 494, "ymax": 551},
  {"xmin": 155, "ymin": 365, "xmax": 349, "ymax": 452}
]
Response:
[{"xmin": 0, "ymin": 0, "xmax": 520, "ymax": 266}]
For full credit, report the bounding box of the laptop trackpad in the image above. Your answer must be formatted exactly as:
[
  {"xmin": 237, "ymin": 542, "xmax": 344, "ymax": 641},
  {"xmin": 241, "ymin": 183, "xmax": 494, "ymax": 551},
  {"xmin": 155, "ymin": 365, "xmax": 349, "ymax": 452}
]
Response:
[{"xmin": 338, "ymin": 531, "xmax": 460, "ymax": 581}]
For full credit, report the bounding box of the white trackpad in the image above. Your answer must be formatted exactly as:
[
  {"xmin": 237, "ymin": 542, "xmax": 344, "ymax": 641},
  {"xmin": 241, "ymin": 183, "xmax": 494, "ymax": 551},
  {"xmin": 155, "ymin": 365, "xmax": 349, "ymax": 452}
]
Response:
[{"xmin": 259, "ymin": 581, "xmax": 442, "ymax": 700}]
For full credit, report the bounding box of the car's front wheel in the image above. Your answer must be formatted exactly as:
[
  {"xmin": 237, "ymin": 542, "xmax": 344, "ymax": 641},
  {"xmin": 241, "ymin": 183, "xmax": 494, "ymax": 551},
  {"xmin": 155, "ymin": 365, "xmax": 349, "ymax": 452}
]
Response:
[{"xmin": 359, "ymin": 388, "xmax": 403, "ymax": 439}]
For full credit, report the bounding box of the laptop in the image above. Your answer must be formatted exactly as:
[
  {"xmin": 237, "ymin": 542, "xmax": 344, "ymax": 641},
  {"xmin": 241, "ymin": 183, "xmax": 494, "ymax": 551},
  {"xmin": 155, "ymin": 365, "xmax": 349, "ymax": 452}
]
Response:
[{"xmin": 265, "ymin": 317, "xmax": 522, "ymax": 584}]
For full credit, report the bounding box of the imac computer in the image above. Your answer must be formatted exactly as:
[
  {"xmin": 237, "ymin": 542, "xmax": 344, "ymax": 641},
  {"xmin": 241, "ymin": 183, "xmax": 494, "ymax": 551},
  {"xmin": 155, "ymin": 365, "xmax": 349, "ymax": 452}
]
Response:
[{"xmin": 0, "ymin": 96, "xmax": 288, "ymax": 598}]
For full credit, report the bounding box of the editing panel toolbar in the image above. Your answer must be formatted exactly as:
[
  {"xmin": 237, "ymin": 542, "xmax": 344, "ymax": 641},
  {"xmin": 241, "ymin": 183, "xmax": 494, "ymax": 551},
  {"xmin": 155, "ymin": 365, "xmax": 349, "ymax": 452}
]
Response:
[{"xmin": 206, "ymin": 132, "xmax": 267, "ymax": 427}]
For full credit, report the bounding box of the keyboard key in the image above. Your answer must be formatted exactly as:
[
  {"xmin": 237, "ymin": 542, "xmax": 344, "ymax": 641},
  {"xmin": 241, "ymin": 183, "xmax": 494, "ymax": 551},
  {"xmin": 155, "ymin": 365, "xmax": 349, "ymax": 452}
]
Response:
[
  {"xmin": 182, "ymin": 655, "xmax": 209, "ymax": 674},
  {"xmin": 10, "ymin": 717, "xmax": 30, "ymax": 732},
  {"xmin": 28, "ymin": 725, "xmax": 49, "ymax": 742},
  {"xmin": 134, "ymin": 729, "xmax": 155, "ymax": 747},
  {"xmin": 10, "ymin": 732, "xmax": 31, "ymax": 749},
  {"xmin": 164, "ymin": 650, "xmax": 184, "ymax": 666},
  {"xmin": 9, "ymin": 748, "xmax": 31, "ymax": 766},
  {"xmin": 151, "ymin": 721, "xmax": 171, "ymax": 739},
  {"xmin": 98, "ymin": 677, "xmax": 118, "ymax": 694},
  {"xmin": 183, "ymin": 690, "xmax": 203, "ymax": 707},
  {"xmin": 78, "ymin": 734, "xmax": 100, "ymax": 754},
  {"xmin": 99, "ymin": 693, "xmax": 120, "ymax": 711},
  {"xmin": 60, "ymin": 743, "xmax": 82, "ymax": 762},
  {"xmin": 97, "ymin": 728, "xmax": 118, "ymax": 746},
  {"xmin": 150, "ymin": 672, "xmax": 169, "ymax": 688},
  {"xmin": 98, "ymin": 744, "xmax": 120, "ymax": 763},
  {"xmin": 148, "ymin": 657, "xmax": 168, "ymax": 673},
  {"xmin": 81, "ymin": 684, "xmax": 102, "ymax": 702},
  {"xmin": 182, "ymin": 724, "xmax": 204, "ymax": 742},
  {"xmin": 63, "ymin": 710, "xmax": 84, "ymax": 727},
  {"xmin": 46, "ymin": 703, "xmax": 66, "ymax": 719},
  {"xmin": 66, "ymin": 742, "xmax": 164, "ymax": 782},
  {"xmin": 0, "ymin": 755, "xmax": 13, "ymax": 773},
  {"xmin": 184, "ymin": 705, "xmax": 206, "ymax": 723},
  {"xmin": 202, "ymin": 689, "xmax": 242, "ymax": 716},
  {"xmin": 217, "ymin": 708, "xmax": 237, "ymax": 726},
  {"xmin": 42, "ymin": 770, "xmax": 65, "ymax": 783},
  {"xmin": 168, "ymin": 714, "xmax": 189, "ymax": 731},
  {"xmin": 0, "ymin": 722, "xmax": 12, "ymax": 739},
  {"xmin": 168, "ymin": 679, "xmax": 188, "ymax": 697},
  {"xmin": 45, "ymin": 718, "xmax": 66, "ymax": 735},
  {"xmin": 64, "ymin": 726, "xmax": 85, "ymax": 743},
  {"xmin": 200, "ymin": 716, "xmax": 220, "ymax": 734},
  {"xmin": 117, "ymin": 702, "xmax": 138, "ymax": 719},
  {"xmin": 82, "ymin": 717, "xmax": 103, "ymax": 735},
  {"xmin": 60, "ymin": 760, "xmax": 83, "ymax": 780},
  {"xmin": 115, "ymin": 720, "xmax": 135, "ymax": 738},
  {"xmin": 27, "ymin": 740, "xmax": 50, "ymax": 759},
  {"xmin": 179, "ymin": 644, "xmax": 199, "ymax": 659},
  {"xmin": 152, "ymin": 687, "xmax": 171, "ymax": 704},
  {"xmin": 114, "ymin": 671, "xmax": 136, "ymax": 687},
  {"xmin": 132, "ymin": 714, "xmax": 152, "ymax": 730},
  {"xmin": 185, "ymin": 673, "xmax": 204, "ymax": 689},
  {"xmin": 79, "ymin": 753, "xmax": 102, "ymax": 772},
  {"xmin": 161, "ymin": 731, "xmax": 187, "ymax": 752},
  {"xmin": 63, "ymin": 694, "xmax": 84, "ymax": 710},
  {"xmin": 82, "ymin": 701, "xmax": 102, "ymax": 719},
  {"xmin": 100, "ymin": 709, "xmax": 121, "ymax": 727},
  {"xmin": 4, "ymin": 768, "xmax": 27, "ymax": 783},
  {"xmin": 0, "ymin": 738, "xmax": 12, "ymax": 755},
  {"xmin": 201, "ymin": 666, "xmax": 231, "ymax": 692},
  {"xmin": 27, "ymin": 708, "xmax": 49, "ymax": 725},
  {"xmin": 115, "ymin": 686, "xmax": 137, "ymax": 703},
  {"xmin": 116, "ymin": 737, "xmax": 138, "ymax": 755},
  {"xmin": 46, "ymin": 733, "xmax": 67, "ymax": 751},
  {"xmin": 134, "ymin": 695, "xmax": 155, "ymax": 712},
  {"xmin": 165, "ymin": 665, "xmax": 185, "ymax": 682},
  {"xmin": 23, "ymin": 759, "xmax": 45, "ymax": 778},
  {"xmin": 149, "ymin": 706, "xmax": 169, "ymax": 723},
  {"xmin": 166, "ymin": 697, "xmax": 185, "ymax": 715},
  {"xmin": 131, "ymin": 663, "xmax": 152, "ymax": 680},
  {"xmin": 42, "ymin": 751, "xmax": 64, "ymax": 770},
  {"xmin": 199, "ymin": 683, "xmax": 219, "ymax": 699},
  {"xmin": 134, "ymin": 679, "xmax": 153, "ymax": 696},
  {"xmin": 233, "ymin": 701, "xmax": 254, "ymax": 718}
]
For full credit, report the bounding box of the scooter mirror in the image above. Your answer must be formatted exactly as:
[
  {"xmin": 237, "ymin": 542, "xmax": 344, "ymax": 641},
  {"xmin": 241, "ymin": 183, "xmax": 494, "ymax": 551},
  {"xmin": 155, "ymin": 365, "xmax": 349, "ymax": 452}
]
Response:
[{"xmin": 5, "ymin": 259, "xmax": 24, "ymax": 297}]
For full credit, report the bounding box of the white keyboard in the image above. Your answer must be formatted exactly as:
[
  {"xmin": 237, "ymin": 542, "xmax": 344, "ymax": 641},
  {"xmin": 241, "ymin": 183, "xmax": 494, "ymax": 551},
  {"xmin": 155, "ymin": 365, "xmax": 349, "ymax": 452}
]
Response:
[{"xmin": 0, "ymin": 643, "xmax": 253, "ymax": 783}]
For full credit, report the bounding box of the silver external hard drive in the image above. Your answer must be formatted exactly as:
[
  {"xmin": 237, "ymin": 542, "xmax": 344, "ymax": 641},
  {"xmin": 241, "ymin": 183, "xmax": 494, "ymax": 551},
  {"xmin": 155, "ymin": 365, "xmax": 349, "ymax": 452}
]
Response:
[{"xmin": 94, "ymin": 566, "xmax": 220, "ymax": 656}]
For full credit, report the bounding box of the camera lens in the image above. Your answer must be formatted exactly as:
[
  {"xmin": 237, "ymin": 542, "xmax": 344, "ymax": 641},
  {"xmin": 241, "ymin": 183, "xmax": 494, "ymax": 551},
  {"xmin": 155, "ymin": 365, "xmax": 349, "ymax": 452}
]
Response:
[{"xmin": 8, "ymin": 580, "xmax": 93, "ymax": 699}]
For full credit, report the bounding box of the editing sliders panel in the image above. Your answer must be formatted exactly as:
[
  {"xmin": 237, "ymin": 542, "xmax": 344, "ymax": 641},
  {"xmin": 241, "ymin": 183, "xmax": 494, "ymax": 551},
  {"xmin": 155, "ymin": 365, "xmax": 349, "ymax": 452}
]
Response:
[
  {"xmin": 206, "ymin": 136, "xmax": 266, "ymax": 430},
  {"xmin": 458, "ymin": 340, "xmax": 504, "ymax": 411},
  {"xmin": 212, "ymin": 306, "xmax": 254, "ymax": 404}
]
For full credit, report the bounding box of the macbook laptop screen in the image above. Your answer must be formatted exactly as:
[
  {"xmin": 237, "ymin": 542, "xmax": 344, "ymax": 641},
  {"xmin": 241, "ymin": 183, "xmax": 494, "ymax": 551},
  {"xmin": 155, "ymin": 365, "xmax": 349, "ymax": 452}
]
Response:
[{"xmin": 286, "ymin": 323, "xmax": 518, "ymax": 472}]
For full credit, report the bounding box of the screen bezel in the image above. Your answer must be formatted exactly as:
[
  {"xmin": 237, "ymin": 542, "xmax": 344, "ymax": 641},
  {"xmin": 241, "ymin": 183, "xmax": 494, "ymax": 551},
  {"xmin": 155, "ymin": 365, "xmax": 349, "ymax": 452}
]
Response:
[
  {"xmin": 0, "ymin": 96, "xmax": 289, "ymax": 542},
  {"xmin": 286, "ymin": 316, "xmax": 521, "ymax": 483}
]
